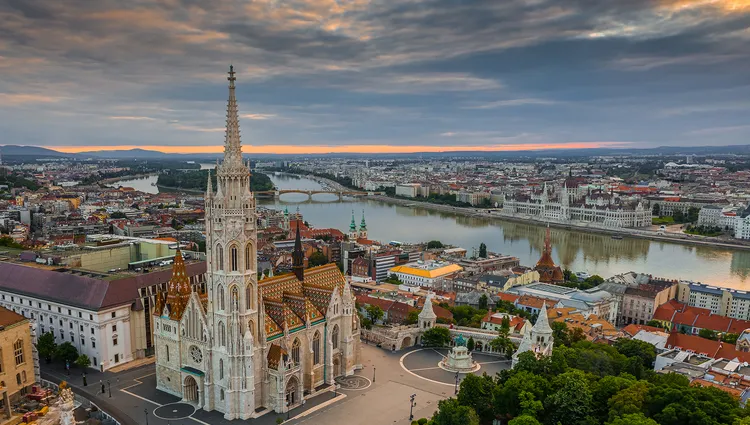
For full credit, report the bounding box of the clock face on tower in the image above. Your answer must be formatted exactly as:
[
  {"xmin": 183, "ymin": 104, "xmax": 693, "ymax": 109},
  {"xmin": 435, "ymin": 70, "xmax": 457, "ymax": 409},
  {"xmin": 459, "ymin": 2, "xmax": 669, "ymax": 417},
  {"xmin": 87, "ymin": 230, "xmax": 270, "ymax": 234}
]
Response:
[{"xmin": 190, "ymin": 345, "xmax": 203, "ymax": 363}]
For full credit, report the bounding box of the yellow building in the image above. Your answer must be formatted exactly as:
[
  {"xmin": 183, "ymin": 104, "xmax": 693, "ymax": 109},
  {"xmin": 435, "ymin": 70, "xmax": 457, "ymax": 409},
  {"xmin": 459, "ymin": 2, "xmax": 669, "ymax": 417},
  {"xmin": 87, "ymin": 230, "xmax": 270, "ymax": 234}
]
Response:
[
  {"xmin": 0, "ymin": 306, "xmax": 35, "ymax": 414},
  {"xmin": 389, "ymin": 261, "xmax": 463, "ymax": 288}
]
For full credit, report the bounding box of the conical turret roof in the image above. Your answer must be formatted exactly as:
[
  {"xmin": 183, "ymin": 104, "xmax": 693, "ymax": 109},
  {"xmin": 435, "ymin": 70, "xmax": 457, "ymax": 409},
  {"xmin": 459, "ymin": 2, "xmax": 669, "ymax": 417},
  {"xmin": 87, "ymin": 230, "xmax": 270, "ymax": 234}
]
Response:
[{"xmin": 532, "ymin": 302, "xmax": 553, "ymax": 335}]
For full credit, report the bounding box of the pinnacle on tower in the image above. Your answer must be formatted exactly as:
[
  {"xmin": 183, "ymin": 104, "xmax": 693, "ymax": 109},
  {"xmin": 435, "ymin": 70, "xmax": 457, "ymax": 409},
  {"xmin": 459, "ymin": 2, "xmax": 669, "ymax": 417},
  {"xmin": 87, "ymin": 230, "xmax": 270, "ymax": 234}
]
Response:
[
  {"xmin": 221, "ymin": 64, "xmax": 243, "ymax": 170},
  {"xmin": 360, "ymin": 210, "xmax": 367, "ymax": 231},
  {"xmin": 292, "ymin": 220, "xmax": 304, "ymax": 281},
  {"xmin": 206, "ymin": 168, "xmax": 213, "ymax": 196},
  {"xmin": 349, "ymin": 210, "xmax": 357, "ymax": 232}
]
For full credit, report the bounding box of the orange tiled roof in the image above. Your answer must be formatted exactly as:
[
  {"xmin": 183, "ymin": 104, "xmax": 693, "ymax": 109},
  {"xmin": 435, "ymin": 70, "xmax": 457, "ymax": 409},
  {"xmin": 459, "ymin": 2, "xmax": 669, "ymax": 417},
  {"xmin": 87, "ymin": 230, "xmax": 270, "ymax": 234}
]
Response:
[
  {"xmin": 666, "ymin": 332, "xmax": 750, "ymax": 362},
  {"xmin": 622, "ymin": 323, "xmax": 665, "ymax": 337}
]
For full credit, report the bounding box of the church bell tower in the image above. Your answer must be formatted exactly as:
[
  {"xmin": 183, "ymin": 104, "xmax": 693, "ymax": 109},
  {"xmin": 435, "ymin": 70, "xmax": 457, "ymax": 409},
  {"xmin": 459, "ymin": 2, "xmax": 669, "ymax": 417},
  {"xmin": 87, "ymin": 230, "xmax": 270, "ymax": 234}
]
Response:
[{"xmin": 204, "ymin": 65, "xmax": 258, "ymax": 419}]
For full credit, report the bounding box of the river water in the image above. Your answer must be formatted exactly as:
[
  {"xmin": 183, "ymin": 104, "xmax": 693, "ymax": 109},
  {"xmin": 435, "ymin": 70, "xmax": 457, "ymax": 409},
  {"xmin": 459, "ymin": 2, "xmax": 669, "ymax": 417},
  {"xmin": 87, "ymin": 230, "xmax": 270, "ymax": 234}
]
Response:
[{"xmin": 109, "ymin": 171, "xmax": 750, "ymax": 289}]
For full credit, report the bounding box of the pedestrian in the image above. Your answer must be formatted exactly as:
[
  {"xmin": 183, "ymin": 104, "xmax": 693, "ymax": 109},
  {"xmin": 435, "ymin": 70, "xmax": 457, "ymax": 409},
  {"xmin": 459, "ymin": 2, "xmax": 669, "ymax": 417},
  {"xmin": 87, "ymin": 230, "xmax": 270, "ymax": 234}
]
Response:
[{"xmin": 100, "ymin": 380, "xmax": 105, "ymax": 394}]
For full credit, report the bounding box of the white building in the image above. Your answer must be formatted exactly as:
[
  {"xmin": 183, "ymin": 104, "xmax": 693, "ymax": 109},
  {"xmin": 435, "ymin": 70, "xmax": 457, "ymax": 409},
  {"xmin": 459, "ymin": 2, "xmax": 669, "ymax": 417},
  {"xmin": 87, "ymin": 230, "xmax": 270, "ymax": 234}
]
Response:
[
  {"xmin": 395, "ymin": 184, "xmax": 421, "ymax": 198},
  {"xmin": 502, "ymin": 182, "xmax": 651, "ymax": 228},
  {"xmin": 389, "ymin": 261, "xmax": 463, "ymax": 288},
  {"xmin": 512, "ymin": 303, "xmax": 553, "ymax": 368},
  {"xmin": 0, "ymin": 261, "xmax": 205, "ymax": 371}
]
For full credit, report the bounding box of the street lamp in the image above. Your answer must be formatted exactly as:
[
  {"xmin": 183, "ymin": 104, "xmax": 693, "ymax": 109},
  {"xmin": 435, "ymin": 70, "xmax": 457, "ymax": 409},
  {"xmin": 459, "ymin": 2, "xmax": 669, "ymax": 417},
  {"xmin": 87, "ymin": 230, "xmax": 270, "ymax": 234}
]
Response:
[
  {"xmin": 144, "ymin": 408, "xmax": 149, "ymax": 425},
  {"xmin": 107, "ymin": 380, "xmax": 111, "ymax": 398},
  {"xmin": 409, "ymin": 394, "xmax": 416, "ymax": 421},
  {"xmin": 454, "ymin": 372, "xmax": 460, "ymax": 395},
  {"xmin": 372, "ymin": 367, "xmax": 376, "ymax": 383}
]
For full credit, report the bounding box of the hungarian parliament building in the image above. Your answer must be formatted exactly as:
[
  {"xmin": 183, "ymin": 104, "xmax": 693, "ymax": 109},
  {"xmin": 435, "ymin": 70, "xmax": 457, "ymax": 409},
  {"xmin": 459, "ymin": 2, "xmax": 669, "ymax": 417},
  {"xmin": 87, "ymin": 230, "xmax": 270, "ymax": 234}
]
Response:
[{"xmin": 501, "ymin": 181, "xmax": 651, "ymax": 228}]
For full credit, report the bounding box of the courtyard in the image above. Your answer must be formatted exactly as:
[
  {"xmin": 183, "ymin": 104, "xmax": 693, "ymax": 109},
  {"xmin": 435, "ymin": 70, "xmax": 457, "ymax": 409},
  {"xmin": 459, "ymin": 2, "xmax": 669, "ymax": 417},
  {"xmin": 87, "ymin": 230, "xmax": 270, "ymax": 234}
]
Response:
[{"xmin": 40, "ymin": 343, "xmax": 511, "ymax": 425}]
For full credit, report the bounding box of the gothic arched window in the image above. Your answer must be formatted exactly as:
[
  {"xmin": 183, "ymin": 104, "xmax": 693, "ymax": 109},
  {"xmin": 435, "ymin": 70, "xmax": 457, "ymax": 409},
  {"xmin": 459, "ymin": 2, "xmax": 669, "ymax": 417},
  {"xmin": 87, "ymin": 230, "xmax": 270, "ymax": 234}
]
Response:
[
  {"xmin": 245, "ymin": 243, "xmax": 253, "ymax": 271},
  {"xmin": 332, "ymin": 325, "xmax": 339, "ymax": 350},
  {"xmin": 292, "ymin": 338, "xmax": 301, "ymax": 365},
  {"xmin": 230, "ymin": 245, "xmax": 238, "ymax": 271},
  {"xmin": 219, "ymin": 359, "xmax": 224, "ymax": 380},
  {"xmin": 231, "ymin": 286, "xmax": 239, "ymax": 312},
  {"xmin": 217, "ymin": 285, "xmax": 225, "ymax": 311},
  {"xmin": 216, "ymin": 244, "xmax": 224, "ymax": 271},
  {"xmin": 219, "ymin": 321, "xmax": 226, "ymax": 347},
  {"xmin": 313, "ymin": 331, "xmax": 321, "ymax": 365},
  {"xmin": 246, "ymin": 286, "xmax": 253, "ymax": 310},
  {"xmin": 166, "ymin": 345, "xmax": 170, "ymax": 362}
]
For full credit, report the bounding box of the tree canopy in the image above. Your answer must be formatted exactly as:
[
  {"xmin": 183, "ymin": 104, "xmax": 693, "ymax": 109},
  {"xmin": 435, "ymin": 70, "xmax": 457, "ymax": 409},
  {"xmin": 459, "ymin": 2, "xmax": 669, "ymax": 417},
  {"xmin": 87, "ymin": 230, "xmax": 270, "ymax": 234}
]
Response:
[{"xmin": 427, "ymin": 339, "xmax": 747, "ymax": 425}]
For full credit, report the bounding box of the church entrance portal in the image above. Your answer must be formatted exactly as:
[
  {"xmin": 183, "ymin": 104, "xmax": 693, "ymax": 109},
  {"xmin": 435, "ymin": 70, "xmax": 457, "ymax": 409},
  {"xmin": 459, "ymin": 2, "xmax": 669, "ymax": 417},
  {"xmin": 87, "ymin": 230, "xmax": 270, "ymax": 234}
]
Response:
[
  {"xmin": 285, "ymin": 377, "xmax": 299, "ymax": 408},
  {"xmin": 333, "ymin": 357, "xmax": 341, "ymax": 377},
  {"xmin": 183, "ymin": 376, "xmax": 199, "ymax": 404}
]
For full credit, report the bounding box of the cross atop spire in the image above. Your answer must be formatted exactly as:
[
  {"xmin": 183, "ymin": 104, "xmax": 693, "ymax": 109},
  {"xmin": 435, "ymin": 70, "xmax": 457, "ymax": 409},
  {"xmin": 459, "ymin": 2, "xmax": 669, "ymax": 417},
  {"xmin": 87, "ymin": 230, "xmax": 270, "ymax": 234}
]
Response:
[{"xmin": 221, "ymin": 64, "xmax": 243, "ymax": 171}]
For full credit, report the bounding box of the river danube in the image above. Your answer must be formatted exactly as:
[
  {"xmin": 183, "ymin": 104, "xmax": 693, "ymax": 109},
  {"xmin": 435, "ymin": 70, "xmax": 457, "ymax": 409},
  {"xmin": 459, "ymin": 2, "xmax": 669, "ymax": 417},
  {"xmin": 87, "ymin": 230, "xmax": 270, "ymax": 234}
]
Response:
[{"xmin": 110, "ymin": 171, "xmax": 750, "ymax": 289}]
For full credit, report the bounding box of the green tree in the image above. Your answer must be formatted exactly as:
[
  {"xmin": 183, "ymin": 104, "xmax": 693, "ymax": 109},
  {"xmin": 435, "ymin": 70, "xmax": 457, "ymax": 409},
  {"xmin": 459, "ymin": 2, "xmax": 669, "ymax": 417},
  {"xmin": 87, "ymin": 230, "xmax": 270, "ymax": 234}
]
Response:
[
  {"xmin": 490, "ymin": 334, "xmax": 515, "ymax": 359},
  {"xmin": 508, "ymin": 415, "xmax": 542, "ymax": 425},
  {"xmin": 614, "ymin": 339, "xmax": 657, "ymax": 369},
  {"xmin": 478, "ymin": 243, "xmax": 487, "ymax": 258},
  {"xmin": 722, "ymin": 333, "xmax": 740, "ymax": 344},
  {"xmin": 36, "ymin": 332, "xmax": 57, "ymax": 363},
  {"xmin": 698, "ymin": 328, "xmax": 718, "ymax": 340},
  {"xmin": 109, "ymin": 211, "xmax": 126, "ymax": 219},
  {"xmin": 478, "ymin": 294, "xmax": 488, "ymax": 311},
  {"xmin": 457, "ymin": 374, "xmax": 494, "ymax": 423},
  {"xmin": 500, "ymin": 316, "xmax": 511, "ymax": 335},
  {"xmin": 406, "ymin": 310, "xmax": 420, "ymax": 325},
  {"xmin": 493, "ymin": 370, "xmax": 551, "ymax": 419},
  {"xmin": 365, "ymin": 305, "xmax": 384, "ymax": 323},
  {"xmin": 646, "ymin": 320, "xmax": 662, "ymax": 328},
  {"xmin": 607, "ymin": 413, "xmax": 658, "ymax": 425},
  {"xmin": 466, "ymin": 336, "xmax": 475, "ymax": 351},
  {"xmin": 422, "ymin": 327, "xmax": 452, "ymax": 347},
  {"xmin": 427, "ymin": 240, "xmax": 444, "ymax": 249},
  {"xmin": 607, "ymin": 381, "xmax": 649, "ymax": 421},
  {"xmin": 308, "ymin": 251, "xmax": 329, "ymax": 267},
  {"xmin": 55, "ymin": 342, "xmax": 79, "ymax": 364},
  {"xmin": 75, "ymin": 354, "xmax": 91, "ymax": 369},
  {"xmin": 431, "ymin": 398, "xmax": 480, "ymax": 425},
  {"xmin": 544, "ymin": 371, "xmax": 594, "ymax": 425},
  {"xmin": 652, "ymin": 203, "xmax": 660, "ymax": 217}
]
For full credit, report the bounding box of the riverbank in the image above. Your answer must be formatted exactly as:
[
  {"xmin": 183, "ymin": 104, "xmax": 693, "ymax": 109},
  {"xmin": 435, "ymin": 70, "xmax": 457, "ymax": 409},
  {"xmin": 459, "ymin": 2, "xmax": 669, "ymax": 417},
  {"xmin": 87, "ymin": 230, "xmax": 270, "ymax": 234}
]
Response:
[
  {"xmin": 101, "ymin": 173, "xmax": 157, "ymax": 185},
  {"xmin": 366, "ymin": 194, "xmax": 750, "ymax": 251},
  {"xmin": 154, "ymin": 184, "xmax": 203, "ymax": 193}
]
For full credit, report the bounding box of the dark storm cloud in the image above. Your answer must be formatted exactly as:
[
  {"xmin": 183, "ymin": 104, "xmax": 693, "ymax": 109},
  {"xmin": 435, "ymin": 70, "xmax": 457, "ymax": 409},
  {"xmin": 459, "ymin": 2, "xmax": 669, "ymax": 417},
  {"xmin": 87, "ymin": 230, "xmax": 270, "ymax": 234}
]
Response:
[{"xmin": 0, "ymin": 0, "xmax": 749, "ymax": 150}]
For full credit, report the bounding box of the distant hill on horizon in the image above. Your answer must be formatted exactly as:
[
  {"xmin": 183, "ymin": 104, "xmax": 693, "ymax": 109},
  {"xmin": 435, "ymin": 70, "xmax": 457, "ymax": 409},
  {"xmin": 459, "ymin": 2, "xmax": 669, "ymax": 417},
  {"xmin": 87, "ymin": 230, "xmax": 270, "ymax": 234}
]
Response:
[{"xmin": 2, "ymin": 143, "xmax": 750, "ymax": 161}]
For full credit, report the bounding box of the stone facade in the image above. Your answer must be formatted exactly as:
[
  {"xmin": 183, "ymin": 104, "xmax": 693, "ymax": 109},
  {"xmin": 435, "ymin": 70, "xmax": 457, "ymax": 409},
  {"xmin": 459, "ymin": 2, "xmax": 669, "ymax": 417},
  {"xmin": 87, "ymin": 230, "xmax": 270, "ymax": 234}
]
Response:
[
  {"xmin": 503, "ymin": 182, "xmax": 651, "ymax": 228},
  {"xmin": 153, "ymin": 67, "xmax": 360, "ymax": 420}
]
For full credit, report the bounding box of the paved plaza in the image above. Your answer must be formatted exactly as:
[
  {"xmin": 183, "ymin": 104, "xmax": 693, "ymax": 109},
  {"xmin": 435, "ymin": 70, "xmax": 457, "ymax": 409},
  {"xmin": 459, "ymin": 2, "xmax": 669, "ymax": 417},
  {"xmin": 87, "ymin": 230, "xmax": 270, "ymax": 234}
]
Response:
[{"xmin": 41, "ymin": 343, "xmax": 510, "ymax": 425}]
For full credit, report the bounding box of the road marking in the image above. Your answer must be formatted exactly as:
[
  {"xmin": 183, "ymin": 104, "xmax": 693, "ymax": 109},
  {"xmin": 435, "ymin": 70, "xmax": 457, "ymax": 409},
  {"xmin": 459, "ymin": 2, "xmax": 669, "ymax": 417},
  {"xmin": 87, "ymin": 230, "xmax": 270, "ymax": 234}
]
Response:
[
  {"xmin": 399, "ymin": 349, "xmax": 453, "ymax": 387},
  {"xmin": 409, "ymin": 366, "xmax": 441, "ymax": 372},
  {"xmin": 288, "ymin": 393, "xmax": 347, "ymax": 422},
  {"xmin": 120, "ymin": 389, "xmax": 162, "ymax": 406},
  {"xmin": 189, "ymin": 416, "xmax": 212, "ymax": 425}
]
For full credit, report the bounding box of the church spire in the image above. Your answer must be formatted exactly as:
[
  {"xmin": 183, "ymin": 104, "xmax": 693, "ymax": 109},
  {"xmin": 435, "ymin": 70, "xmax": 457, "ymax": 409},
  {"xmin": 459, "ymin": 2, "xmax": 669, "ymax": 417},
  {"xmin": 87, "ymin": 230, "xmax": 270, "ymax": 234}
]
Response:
[
  {"xmin": 544, "ymin": 224, "xmax": 551, "ymax": 255},
  {"xmin": 222, "ymin": 64, "xmax": 243, "ymax": 170},
  {"xmin": 206, "ymin": 168, "xmax": 213, "ymax": 197},
  {"xmin": 360, "ymin": 210, "xmax": 367, "ymax": 231},
  {"xmin": 292, "ymin": 220, "xmax": 304, "ymax": 281},
  {"xmin": 349, "ymin": 210, "xmax": 356, "ymax": 232}
]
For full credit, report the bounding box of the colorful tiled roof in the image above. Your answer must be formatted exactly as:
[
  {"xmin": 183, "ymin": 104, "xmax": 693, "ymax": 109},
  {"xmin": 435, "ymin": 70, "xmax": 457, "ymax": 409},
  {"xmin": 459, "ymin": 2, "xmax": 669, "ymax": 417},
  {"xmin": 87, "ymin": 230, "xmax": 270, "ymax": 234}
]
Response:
[
  {"xmin": 267, "ymin": 343, "xmax": 286, "ymax": 370},
  {"xmin": 258, "ymin": 263, "xmax": 346, "ymax": 339}
]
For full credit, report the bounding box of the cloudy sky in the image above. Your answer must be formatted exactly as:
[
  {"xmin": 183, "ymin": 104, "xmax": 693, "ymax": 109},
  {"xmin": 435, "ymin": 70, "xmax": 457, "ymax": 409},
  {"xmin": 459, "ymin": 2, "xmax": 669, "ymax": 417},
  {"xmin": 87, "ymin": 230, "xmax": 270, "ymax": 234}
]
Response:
[{"xmin": 1, "ymin": 0, "xmax": 749, "ymax": 154}]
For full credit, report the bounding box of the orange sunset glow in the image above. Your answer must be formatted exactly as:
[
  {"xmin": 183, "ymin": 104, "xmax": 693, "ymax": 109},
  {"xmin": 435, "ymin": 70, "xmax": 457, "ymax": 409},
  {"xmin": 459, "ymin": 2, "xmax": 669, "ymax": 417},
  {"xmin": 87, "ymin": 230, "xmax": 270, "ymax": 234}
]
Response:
[{"xmin": 51, "ymin": 142, "xmax": 630, "ymax": 155}]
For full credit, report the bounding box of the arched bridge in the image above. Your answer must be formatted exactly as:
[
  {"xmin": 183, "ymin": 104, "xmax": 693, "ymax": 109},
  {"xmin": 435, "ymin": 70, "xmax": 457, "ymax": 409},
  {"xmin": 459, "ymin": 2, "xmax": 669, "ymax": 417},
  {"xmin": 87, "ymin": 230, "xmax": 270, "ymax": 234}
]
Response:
[{"xmin": 255, "ymin": 189, "xmax": 375, "ymax": 201}]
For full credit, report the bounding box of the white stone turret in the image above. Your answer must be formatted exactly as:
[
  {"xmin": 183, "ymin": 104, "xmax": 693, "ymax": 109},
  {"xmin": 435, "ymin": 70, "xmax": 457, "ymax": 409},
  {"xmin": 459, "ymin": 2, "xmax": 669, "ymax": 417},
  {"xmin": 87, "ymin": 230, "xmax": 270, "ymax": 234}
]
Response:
[{"xmin": 418, "ymin": 292, "xmax": 437, "ymax": 331}]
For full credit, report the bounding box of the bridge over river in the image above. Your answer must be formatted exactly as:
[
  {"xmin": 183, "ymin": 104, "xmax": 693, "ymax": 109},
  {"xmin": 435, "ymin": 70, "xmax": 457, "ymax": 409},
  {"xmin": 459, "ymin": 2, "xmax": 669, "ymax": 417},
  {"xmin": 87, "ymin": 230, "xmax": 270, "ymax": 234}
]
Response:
[{"xmin": 254, "ymin": 189, "xmax": 379, "ymax": 200}]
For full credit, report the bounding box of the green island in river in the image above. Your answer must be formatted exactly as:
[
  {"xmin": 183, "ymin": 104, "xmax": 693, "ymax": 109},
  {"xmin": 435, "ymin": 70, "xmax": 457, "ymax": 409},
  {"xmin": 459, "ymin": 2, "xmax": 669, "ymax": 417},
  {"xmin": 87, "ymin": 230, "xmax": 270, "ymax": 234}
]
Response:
[{"xmin": 156, "ymin": 169, "xmax": 274, "ymax": 192}]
